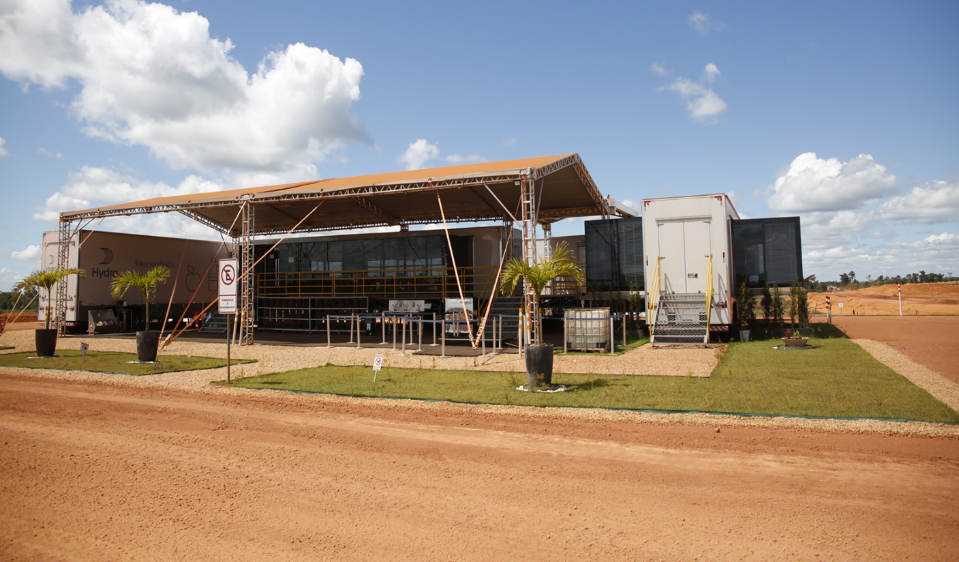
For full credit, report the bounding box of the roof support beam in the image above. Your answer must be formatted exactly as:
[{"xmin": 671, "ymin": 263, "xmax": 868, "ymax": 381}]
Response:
[{"xmin": 350, "ymin": 196, "xmax": 400, "ymax": 226}]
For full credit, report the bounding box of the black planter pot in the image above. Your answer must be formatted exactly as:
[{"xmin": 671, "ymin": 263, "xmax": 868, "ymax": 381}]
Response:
[
  {"xmin": 136, "ymin": 331, "xmax": 161, "ymax": 362},
  {"xmin": 525, "ymin": 344, "xmax": 554, "ymax": 388},
  {"xmin": 35, "ymin": 329, "xmax": 58, "ymax": 357}
]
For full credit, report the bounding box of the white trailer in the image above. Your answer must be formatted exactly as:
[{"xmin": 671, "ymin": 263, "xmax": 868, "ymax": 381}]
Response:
[
  {"xmin": 641, "ymin": 194, "xmax": 739, "ymax": 344},
  {"xmin": 39, "ymin": 230, "xmax": 230, "ymax": 330}
]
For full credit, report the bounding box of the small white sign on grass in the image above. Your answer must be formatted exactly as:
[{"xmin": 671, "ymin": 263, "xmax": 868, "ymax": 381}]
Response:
[
  {"xmin": 372, "ymin": 353, "xmax": 384, "ymax": 381},
  {"xmin": 80, "ymin": 342, "xmax": 89, "ymax": 356}
]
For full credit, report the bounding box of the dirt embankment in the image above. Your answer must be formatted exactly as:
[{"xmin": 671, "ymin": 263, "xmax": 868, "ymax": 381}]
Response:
[
  {"xmin": 808, "ymin": 282, "xmax": 959, "ymax": 316},
  {"xmin": 0, "ymin": 312, "xmax": 38, "ymax": 324}
]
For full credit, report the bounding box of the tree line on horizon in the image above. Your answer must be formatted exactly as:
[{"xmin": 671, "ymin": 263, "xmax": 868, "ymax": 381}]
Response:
[
  {"xmin": 806, "ymin": 270, "xmax": 956, "ymax": 293},
  {"xmin": 0, "ymin": 288, "xmax": 39, "ymax": 314}
]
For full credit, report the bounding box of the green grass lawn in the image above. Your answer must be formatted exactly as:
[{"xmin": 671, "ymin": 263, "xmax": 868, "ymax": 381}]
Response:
[
  {"xmin": 0, "ymin": 349, "xmax": 255, "ymax": 376},
  {"xmin": 224, "ymin": 325, "xmax": 958, "ymax": 423}
]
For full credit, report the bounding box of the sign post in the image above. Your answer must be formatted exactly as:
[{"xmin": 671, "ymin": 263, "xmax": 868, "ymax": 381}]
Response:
[
  {"xmin": 826, "ymin": 295, "xmax": 831, "ymax": 325},
  {"xmin": 898, "ymin": 282, "xmax": 903, "ymax": 316},
  {"xmin": 219, "ymin": 259, "xmax": 238, "ymax": 383},
  {"xmin": 372, "ymin": 353, "xmax": 384, "ymax": 381}
]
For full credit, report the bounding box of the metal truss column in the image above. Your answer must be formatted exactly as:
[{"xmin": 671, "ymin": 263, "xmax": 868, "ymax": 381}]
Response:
[
  {"xmin": 542, "ymin": 222, "xmax": 552, "ymax": 296},
  {"xmin": 240, "ymin": 200, "xmax": 255, "ymax": 345},
  {"xmin": 520, "ymin": 171, "xmax": 538, "ymax": 346},
  {"xmin": 55, "ymin": 220, "xmax": 71, "ymax": 335}
]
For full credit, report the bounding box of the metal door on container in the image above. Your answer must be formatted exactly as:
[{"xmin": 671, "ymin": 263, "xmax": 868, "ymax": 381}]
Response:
[
  {"xmin": 657, "ymin": 219, "xmax": 711, "ymax": 294},
  {"xmin": 682, "ymin": 219, "xmax": 710, "ymax": 294},
  {"xmin": 657, "ymin": 221, "xmax": 686, "ymax": 293}
]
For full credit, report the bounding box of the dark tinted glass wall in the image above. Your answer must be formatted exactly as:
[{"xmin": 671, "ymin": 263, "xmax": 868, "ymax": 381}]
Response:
[
  {"xmin": 585, "ymin": 217, "xmax": 644, "ymax": 291},
  {"xmin": 732, "ymin": 217, "xmax": 803, "ymax": 287},
  {"xmin": 254, "ymin": 235, "xmax": 464, "ymax": 276}
]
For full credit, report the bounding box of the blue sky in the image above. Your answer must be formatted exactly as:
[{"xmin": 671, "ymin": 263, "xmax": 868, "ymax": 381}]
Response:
[{"xmin": 1, "ymin": 0, "xmax": 957, "ymax": 289}]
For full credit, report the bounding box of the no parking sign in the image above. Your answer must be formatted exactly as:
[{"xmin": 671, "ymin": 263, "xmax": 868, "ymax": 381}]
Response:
[{"xmin": 218, "ymin": 258, "xmax": 238, "ymax": 314}]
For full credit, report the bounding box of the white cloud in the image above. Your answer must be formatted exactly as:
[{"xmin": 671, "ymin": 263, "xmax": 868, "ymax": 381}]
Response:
[
  {"xmin": 875, "ymin": 177, "xmax": 959, "ymax": 223},
  {"xmin": 11, "ymin": 245, "xmax": 40, "ymax": 261},
  {"xmin": 503, "ymin": 137, "xmax": 517, "ymax": 147},
  {"xmin": 32, "ymin": 165, "xmax": 225, "ymax": 222},
  {"xmin": 658, "ymin": 65, "xmax": 728, "ymax": 124},
  {"xmin": 767, "ymin": 153, "xmax": 897, "ymax": 213},
  {"xmin": 445, "ymin": 154, "xmax": 486, "ymax": 165},
  {"xmin": 0, "ymin": 136, "xmax": 8, "ymax": 157},
  {"xmin": 1, "ymin": 267, "xmax": 26, "ymax": 291},
  {"xmin": 703, "ymin": 63, "xmax": 721, "ymax": 83},
  {"xmin": 798, "ymin": 210, "xmax": 874, "ymax": 249},
  {"xmin": 921, "ymin": 232, "xmax": 956, "ymax": 244},
  {"xmin": 763, "ymin": 153, "xmax": 959, "ymax": 279},
  {"xmin": 649, "ymin": 63, "xmax": 668, "ymax": 76},
  {"xmin": 804, "ymin": 231, "xmax": 959, "ymax": 280},
  {"xmin": 397, "ymin": 139, "xmax": 440, "ymax": 171},
  {"xmin": 100, "ymin": 212, "xmax": 221, "ymax": 240},
  {"xmin": 0, "ymin": 0, "xmax": 371, "ymax": 175},
  {"xmin": 688, "ymin": 11, "xmax": 726, "ymax": 36},
  {"xmin": 37, "ymin": 147, "xmax": 63, "ymax": 158}
]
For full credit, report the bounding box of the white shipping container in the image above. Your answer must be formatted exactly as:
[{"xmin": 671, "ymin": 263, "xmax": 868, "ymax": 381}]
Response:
[
  {"xmin": 40, "ymin": 230, "xmax": 230, "ymax": 327},
  {"xmin": 641, "ymin": 194, "xmax": 739, "ymax": 325}
]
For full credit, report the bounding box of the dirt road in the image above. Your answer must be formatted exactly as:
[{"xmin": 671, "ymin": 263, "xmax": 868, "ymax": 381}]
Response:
[
  {"xmin": 2, "ymin": 375, "xmax": 957, "ymax": 561},
  {"xmin": 829, "ymin": 316, "xmax": 959, "ymax": 385}
]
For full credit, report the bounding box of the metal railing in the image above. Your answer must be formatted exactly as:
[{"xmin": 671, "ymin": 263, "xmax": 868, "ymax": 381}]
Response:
[
  {"xmin": 545, "ymin": 262, "xmax": 586, "ymax": 296},
  {"xmin": 647, "ymin": 256, "xmax": 661, "ymax": 326},
  {"xmin": 705, "ymin": 253, "xmax": 713, "ymax": 343}
]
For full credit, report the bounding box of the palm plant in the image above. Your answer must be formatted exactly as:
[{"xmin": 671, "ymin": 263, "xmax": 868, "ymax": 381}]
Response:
[
  {"xmin": 110, "ymin": 265, "xmax": 171, "ymax": 331},
  {"xmin": 500, "ymin": 242, "xmax": 584, "ymax": 345},
  {"xmin": 15, "ymin": 268, "xmax": 87, "ymax": 330}
]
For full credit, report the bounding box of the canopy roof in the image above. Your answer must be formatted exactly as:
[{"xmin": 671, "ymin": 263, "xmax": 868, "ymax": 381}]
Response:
[{"xmin": 62, "ymin": 153, "xmax": 632, "ymax": 237}]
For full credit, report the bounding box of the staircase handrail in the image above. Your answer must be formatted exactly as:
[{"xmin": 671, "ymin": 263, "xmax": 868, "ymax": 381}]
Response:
[
  {"xmin": 704, "ymin": 253, "xmax": 713, "ymax": 344},
  {"xmin": 648, "ymin": 256, "xmax": 661, "ymax": 331}
]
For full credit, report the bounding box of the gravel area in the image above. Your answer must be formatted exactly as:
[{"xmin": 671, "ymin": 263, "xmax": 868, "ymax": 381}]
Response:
[
  {"xmin": 2, "ymin": 328, "xmax": 957, "ymax": 438},
  {"xmin": 854, "ymin": 338, "xmax": 959, "ymax": 414}
]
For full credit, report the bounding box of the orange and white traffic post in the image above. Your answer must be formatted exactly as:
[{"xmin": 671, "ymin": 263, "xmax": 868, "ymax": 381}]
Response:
[{"xmin": 898, "ymin": 282, "xmax": 903, "ymax": 316}]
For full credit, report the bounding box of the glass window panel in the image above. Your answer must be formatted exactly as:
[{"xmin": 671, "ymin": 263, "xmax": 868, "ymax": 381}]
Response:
[
  {"xmin": 764, "ymin": 222, "xmax": 799, "ymax": 284},
  {"xmin": 327, "ymin": 241, "xmax": 343, "ymax": 272},
  {"xmin": 617, "ymin": 217, "xmax": 644, "ymax": 290},
  {"xmin": 585, "ymin": 220, "xmax": 615, "ymax": 291},
  {"xmin": 343, "ymin": 240, "xmax": 364, "ymax": 272},
  {"xmin": 732, "ymin": 222, "xmax": 765, "ymax": 287},
  {"xmin": 364, "ymin": 239, "xmax": 383, "ymax": 277}
]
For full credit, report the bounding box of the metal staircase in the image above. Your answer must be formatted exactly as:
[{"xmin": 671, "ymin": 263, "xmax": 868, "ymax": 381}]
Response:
[
  {"xmin": 488, "ymin": 296, "xmax": 521, "ymax": 340},
  {"xmin": 650, "ymin": 293, "xmax": 710, "ymax": 345},
  {"xmin": 199, "ymin": 313, "xmax": 229, "ymax": 334},
  {"xmin": 649, "ymin": 253, "xmax": 713, "ymax": 345}
]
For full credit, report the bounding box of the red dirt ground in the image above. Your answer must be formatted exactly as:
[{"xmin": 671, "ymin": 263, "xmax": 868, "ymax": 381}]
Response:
[
  {"xmin": 1, "ymin": 374, "xmax": 958, "ymax": 561},
  {"xmin": 827, "ymin": 316, "xmax": 959, "ymax": 384},
  {"xmin": 808, "ymin": 282, "xmax": 959, "ymax": 317},
  {"xmin": 0, "ymin": 313, "xmax": 39, "ymax": 332}
]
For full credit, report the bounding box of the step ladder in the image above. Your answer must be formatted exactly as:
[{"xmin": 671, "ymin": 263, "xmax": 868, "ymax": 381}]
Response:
[
  {"xmin": 650, "ymin": 293, "xmax": 709, "ymax": 345},
  {"xmin": 199, "ymin": 313, "xmax": 229, "ymax": 334}
]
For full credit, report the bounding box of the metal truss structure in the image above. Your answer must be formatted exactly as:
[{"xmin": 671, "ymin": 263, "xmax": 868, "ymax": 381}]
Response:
[
  {"xmin": 240, "ymin": 200, "xmax": 255, "ymax": 345},
  {"xmin": 55, "ymin": 220, "xmax": 70, "ymax": 334},
  {"xmin": 53, "ymin": 154, "xmax": 627, "ymax": 344}
]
